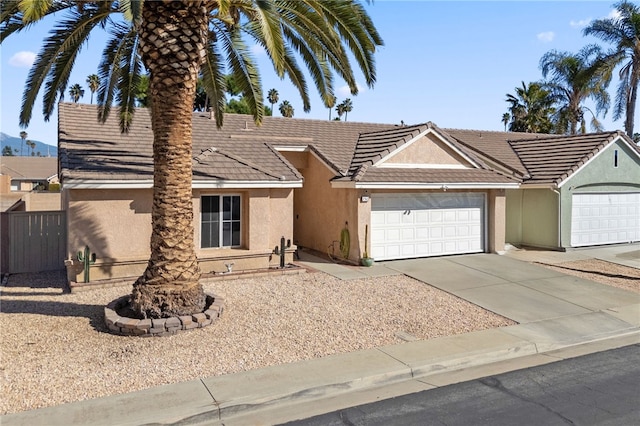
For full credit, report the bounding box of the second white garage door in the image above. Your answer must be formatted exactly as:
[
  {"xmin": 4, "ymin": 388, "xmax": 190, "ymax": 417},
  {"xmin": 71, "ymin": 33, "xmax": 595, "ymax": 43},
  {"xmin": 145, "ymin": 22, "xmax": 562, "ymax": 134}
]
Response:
[
  {"xmin": 370, "ymin": 193, "xmax": 485, "ymax": 261},
  {"xmin": 570, "ymin": 192, "xmax": 640, "ymax": 247}
]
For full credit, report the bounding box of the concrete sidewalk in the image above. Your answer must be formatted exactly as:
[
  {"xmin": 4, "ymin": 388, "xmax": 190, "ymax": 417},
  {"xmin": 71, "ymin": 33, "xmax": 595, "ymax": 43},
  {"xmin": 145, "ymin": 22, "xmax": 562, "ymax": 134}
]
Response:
[{"xmin": 3, "ymin": 247, "xmax": 639, "ymax": 426}]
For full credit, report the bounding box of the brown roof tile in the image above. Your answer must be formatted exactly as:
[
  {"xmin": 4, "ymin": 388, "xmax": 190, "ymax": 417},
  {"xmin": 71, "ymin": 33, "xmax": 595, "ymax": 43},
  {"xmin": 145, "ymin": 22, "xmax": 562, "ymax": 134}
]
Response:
[{"xmin": 508, "ymin": 131, "xmax": 630, "ymax": 185}]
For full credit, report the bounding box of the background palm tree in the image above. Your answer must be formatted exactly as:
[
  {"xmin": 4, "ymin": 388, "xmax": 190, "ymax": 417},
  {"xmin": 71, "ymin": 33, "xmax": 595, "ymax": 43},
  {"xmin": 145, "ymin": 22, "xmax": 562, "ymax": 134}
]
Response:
[
  {"xmin": 501, "ymin": 112, "xmax": 510, "ymax": 131},
  {"xmin": 279, "ymin": 100, "xmax": 294, "ymax": 117},
  {"xmin": 583, "ymin": 0, "xmax": 640, "ymax": 137},
  {"xmin": 27, "ymin": 140, "xmax": 36, "ymax": 156},
  {"xmin": 335, "ymin": 102, "xmax": 346, "ymax": 120},
  {"xmin": 540, "ymin": 45, "xmax": 613, "ymax": 134},
  {"xmin": 86, "ymin": 74, "xmax": 99, "ymax": 104},
  {"xmin": 267, "ymin": 88, "xmax": 279, "ymax": 113},
  {"xmin": 340, "ymin": 98, "xmax": 353, "ymax": 121},
  {"xmin": 327, "ymin": 95, "xmax": 336, "ymax": 120},
  {"xmin": 68, "ymin": 83, "xmax": 85, "ymax": 103},
  {"xmin": 505, "ymin": 81, "xmax": 556, "ymax": 133},
  {"xmin": 19, "ymin": 130, "xmax": 26, "ymax": 156},
  {"xmin": 2, "ymin": 0, "xmax": 383, "ymax": 319}
]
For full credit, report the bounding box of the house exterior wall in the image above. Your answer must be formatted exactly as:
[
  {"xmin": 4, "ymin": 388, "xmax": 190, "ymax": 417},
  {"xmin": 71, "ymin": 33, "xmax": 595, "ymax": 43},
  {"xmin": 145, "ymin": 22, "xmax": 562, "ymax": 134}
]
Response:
[
  {"xmin": 64, "ymin": 187, "xmax": 294, "ymax": 284},
  {"xmin": 291, "ymin": 153, "xmax": 361, "ymax": 260},
  {"xmin": 22, "ymin": 191, "xmax": 62, "ymax": 211},
  {"xmin": 0, "ymin": 175, "xmax": 10, "ymax": 194},
  {"xmin": 558, "ymin": 139, "xmax": 640, "ymax": 248},
  {"xmin": 385, "ymin": 134, "xmax": 471, "ymax": 166},
  {"xmin": 507, "ymin": 188, "xmax": 559, "ymax": 249}
]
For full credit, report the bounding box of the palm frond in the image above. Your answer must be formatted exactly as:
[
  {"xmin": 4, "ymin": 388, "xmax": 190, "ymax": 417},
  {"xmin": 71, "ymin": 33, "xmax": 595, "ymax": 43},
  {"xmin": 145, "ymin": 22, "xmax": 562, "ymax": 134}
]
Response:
[
  {"xmin": 20, "ymin": 4, "xmax": 113, "ymax": 126},
  {"xmin": 200, "ymin": 31, "xmax": 228, "ymax": 127}
]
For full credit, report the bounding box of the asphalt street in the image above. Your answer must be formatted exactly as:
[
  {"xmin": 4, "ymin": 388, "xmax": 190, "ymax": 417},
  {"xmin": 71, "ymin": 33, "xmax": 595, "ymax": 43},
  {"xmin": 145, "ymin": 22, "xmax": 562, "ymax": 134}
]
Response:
[{"xmin": 283, "ymin": 344, "xmax": 640, "ymax": 426}]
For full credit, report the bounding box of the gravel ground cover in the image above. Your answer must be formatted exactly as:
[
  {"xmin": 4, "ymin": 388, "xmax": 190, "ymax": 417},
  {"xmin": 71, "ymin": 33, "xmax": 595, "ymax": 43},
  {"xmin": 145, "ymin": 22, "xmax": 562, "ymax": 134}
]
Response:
[
  {"xmin": 0, "ymin": 269, "xmax": 513, "ymax": 415},
  {"xmin": 534, "ymin": 259, "xmax": 640, "ymax": 294}
]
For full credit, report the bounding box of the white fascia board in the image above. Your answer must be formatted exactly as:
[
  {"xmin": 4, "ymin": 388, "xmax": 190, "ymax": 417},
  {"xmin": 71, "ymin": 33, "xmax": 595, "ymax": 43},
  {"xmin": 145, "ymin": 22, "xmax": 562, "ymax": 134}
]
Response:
[
  {"xmin": 273, "ymin": 145, "xmax": 309, "ymax": 152},
  {"xmin": 520, "ymin": 183, "xmax": 556, "ymax": 189},
  {"xmin": 558, "ymin": 135, "xmax": 639, "ymax": 189},
  {"xmin": 331, "ymin": 181, "xmax": 520, "ymax": 190},
  {"xmin": 64, "ymin": 179, "xmax": 302, "ymax": 189},
  {"xmin": 192, "ymin": 180, "xmax": 302, "ymax": 189},
  {"xmin": 372, "ymin": 128, "xmax": 480, "ymax": 169},
  {"xmin": 375, "ymin": 163, "xmax": 467, "ymax": 169}
]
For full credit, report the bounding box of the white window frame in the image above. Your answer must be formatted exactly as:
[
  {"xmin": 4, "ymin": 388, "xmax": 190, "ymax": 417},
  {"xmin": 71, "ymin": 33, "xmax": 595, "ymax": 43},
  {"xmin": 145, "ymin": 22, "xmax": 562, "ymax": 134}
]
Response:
[{"xmin": 200, "ymin": 194, "xmax": 242, "ymax": 248}]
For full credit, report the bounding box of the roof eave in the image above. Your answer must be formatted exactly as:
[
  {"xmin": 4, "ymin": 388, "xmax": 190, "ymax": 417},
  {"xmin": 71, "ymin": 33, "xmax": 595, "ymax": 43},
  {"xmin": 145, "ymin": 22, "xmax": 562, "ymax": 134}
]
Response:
[
  {"xmin": 63, "ymin": 179, "xmax": 302, "ymax": 190},
  {"xmin": 331, "ymin": 181, "xmax": 520, "ymax": 190}
]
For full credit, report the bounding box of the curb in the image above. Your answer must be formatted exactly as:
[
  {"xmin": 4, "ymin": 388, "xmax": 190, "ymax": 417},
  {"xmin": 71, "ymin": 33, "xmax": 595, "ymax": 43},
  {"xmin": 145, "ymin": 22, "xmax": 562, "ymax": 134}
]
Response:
[{"xmin": 4, "ymin": 327, "xmax": 638, "ymax": 426}]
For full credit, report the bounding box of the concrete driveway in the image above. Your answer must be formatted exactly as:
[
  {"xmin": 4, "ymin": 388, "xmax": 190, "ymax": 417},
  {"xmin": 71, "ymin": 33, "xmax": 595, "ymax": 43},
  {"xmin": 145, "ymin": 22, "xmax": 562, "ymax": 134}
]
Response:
[{"xmin": 383, "ymin": 251, "xmax": 640, "ymax": 325}]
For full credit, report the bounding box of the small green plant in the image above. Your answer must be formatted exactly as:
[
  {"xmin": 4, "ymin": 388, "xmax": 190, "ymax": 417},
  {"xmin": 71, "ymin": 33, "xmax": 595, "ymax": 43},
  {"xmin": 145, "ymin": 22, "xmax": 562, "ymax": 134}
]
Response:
[{"xmin": 77, "ymin": 245, "xmax": 96, "ymax": 283}]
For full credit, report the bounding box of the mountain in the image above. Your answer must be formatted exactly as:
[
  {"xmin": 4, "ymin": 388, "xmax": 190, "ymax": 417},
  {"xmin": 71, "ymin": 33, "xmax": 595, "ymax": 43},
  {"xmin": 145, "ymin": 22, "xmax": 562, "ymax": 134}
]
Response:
[{"xmin": 0, "ymin": 132, "xmax": 57, "ymax": 157}]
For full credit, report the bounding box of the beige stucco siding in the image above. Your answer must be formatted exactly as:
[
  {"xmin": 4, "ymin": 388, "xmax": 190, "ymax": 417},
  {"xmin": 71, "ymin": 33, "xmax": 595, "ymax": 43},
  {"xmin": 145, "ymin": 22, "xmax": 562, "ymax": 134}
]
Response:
[
  {"xmin": 65, "ymin": 187, "xmax": 294, "ymax": 283},
  {"xmin": 291, "ymin": 153, "xmax": 361, "ymax": 259},
  {"xmin": 384, "ymin": 134, "xmax": 472, "ymax": 166}
]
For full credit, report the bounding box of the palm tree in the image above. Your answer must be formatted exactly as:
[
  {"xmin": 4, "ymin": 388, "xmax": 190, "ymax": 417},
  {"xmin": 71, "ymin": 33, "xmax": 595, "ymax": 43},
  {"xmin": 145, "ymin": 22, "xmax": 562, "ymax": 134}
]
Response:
[
  {"xmin": 27, "ymin": 140, "xmax": 36, "ymax": 156},
  {"xmin": 2, "ymin": 0, "xmax": 383, "ymax": 319},
  {"xmin": 267, "ymin": 88, "xmax": 279, "ymax": 113},
  {"xmin": 540, "ymin": 45, "xmax": 613, "ymax": 134},
  {"xmin": 68, "ymin": 83, "xmax": 84, "ymax": 103},
  {"xmin": 583, "ymin": 0, "xmax": 640, "ymax": 137},
  {"xmin": 342, "ymin": 98, "xmax": 353, "ymax": 121},
  {"xmin": 505, "ymin": 81, "xmax": 556, "ymax": 133},
  {"xmin": 335, "ymin": 102, "xmax": 346, "ymax": 121},
  {"xmin": 86, "ymin": 74, "xmax": 100, "ymax": 104},
  {"xmin": 501, "ymin": 113, "xmax": 510, "ymax": 131},
  {"xmin": 327, "ymin": 95, "xmax": 336, "ymax": 120},
  {"xmin": 19, "ymin": 131, "xmax": 26, "ymax": 156},
  {"xmin": 279, "ymin": 100, "xmax": 294, "ymax": 117}
]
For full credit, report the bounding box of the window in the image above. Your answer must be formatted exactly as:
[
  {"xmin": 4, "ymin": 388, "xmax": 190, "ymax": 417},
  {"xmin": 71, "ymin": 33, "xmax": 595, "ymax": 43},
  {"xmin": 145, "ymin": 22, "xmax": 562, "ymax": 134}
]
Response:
[
  {"xmin": 201, "ymin": 195, "xmax": 241, "ymax": 248},
  {"xmin": 614, "ymin": 149, "xmax": 619, "ymax": 168}
]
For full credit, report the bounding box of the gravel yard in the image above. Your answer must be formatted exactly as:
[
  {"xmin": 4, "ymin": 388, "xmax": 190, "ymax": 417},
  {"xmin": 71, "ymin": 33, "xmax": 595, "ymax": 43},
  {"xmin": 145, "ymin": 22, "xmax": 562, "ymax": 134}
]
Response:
[
  {"xmin": 0, "ymin": 269, "xmax": 513, "ymax": 415},
  {"xmin": 534, "ymin": 259, "xmax": 640, "ymax": 294}
]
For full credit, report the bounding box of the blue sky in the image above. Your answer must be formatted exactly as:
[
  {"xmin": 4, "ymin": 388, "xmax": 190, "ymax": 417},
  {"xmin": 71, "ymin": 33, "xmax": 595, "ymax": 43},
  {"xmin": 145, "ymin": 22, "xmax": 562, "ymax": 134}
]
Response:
[{"xmin": 1, "ymin": 1, "xmax": 636, "ymax": 147}]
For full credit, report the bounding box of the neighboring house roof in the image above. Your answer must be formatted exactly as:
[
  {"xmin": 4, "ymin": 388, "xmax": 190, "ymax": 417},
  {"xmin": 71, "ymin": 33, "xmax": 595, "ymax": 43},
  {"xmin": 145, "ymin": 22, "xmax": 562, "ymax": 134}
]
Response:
[
  {"xmin": 0, "ymin": 157, "xmax": 58, "ymax": 181},
  {"xmin": 508, "ymin": 131, "xmax": 638, "ymax": 186}
]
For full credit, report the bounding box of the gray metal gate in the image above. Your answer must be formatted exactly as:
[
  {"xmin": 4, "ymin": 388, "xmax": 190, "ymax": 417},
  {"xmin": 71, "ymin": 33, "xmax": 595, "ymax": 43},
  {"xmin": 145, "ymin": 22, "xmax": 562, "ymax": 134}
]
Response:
[{"xmin": 3, "ymin": 211, "xmax": 66, "ymax": 273}]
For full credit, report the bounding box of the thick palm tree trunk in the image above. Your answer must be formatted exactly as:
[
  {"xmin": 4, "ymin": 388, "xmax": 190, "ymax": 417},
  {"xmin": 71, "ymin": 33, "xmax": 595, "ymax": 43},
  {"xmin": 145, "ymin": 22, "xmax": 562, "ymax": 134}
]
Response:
[{"xmin": 131, "ymin": 1, "xmax": 211, "ymax": 318}]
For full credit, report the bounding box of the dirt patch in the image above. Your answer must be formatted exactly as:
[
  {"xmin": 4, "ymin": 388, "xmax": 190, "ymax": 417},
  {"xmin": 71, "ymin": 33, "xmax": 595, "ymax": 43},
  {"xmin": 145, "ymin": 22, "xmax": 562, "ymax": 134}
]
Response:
[{"xmin": 534, "ymin": 259, "xmax": 640, "ymax": 294}]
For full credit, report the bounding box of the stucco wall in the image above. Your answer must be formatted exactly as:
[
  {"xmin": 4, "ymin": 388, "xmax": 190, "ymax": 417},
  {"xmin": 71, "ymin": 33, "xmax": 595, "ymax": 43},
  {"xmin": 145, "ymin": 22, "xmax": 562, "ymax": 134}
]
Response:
[
  {"xmin": 505, "ymin": 189, "xmax": 523, "ymax": 245},
  {"xmin": 558, "ymin": 139, "xmax": 640, "ymax": 248},
  {"xmin": 22, "ymin": 192, "xmax": 62, "ymax": 211},
  {"xmin": 519, "ymin": 189, "xmax": 559, "ymax": 249},
  {"xmin": 291, "ymin": 153, "xmax": 360, "ymax": 260},
  {"xmin": 65, "ymin": 187, "xmax": 294, "ymax": 282},
  {"xmin": 385, "ymin": 134, "xmax": 470, "ymax": 166}
]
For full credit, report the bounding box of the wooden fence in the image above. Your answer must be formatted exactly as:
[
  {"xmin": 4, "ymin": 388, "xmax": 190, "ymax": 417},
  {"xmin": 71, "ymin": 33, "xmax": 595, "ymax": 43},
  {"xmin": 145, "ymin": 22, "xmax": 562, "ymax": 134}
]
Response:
[{"xmin": 0, "ymin": 211, "xmax": 66, "ymax": 274}]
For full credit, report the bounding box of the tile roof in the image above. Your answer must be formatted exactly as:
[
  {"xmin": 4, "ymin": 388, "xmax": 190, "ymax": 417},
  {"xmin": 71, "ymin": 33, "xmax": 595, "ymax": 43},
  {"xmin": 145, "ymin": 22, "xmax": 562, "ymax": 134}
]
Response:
[
  {"xmin": 0, "ymin": 157, "xmax": 58, "ymax": 180},
  {"xmin": 58, "ymin": 103, "xmax": 636, "ymax": 189},
  {"xmin": 508, "ymin": 131, "xmax": 633, "ymax": 186},
  {"xmin": 342, "ymin": 122, "xmax": 515, "ymax": 185}
]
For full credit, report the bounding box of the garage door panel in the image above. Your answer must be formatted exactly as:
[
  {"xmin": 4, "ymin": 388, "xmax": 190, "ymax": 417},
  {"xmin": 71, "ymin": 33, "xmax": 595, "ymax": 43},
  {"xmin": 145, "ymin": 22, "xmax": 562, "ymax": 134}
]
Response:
[
  {"xmin": 371, "ymin": 193, "xmax": 485, "ymax": 260},
  {"xmin": 571, "ymin": 193, "xmax": 640, "ymax": 247}
]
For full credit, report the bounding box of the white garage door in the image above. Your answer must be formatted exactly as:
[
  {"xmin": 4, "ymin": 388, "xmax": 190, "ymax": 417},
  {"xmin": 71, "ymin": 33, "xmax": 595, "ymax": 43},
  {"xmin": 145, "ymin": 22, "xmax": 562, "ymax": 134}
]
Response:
[
  {"xmin": 371, "ymin": 193, "xmax": 485, "ymax": 261},
  {"xmin": 571, "ymin": 193, "xmax": 640, "ymax": 247}
]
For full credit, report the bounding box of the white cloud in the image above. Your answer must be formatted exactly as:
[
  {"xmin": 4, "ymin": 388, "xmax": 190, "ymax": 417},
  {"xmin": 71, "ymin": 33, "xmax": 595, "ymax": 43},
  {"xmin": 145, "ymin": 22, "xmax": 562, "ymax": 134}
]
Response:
[
  {"xmin": 337, "ymin": 82, "xmax": 365, "ymax": 97},
  {"xmin": 536, "ymin": 31, "xmax": 555, "ymax": 43},
  {"xmin": 9, "ymin": 51, "xmax": 36, "ymax": 68},
  {"xmin": 569, "ymin": 18, "xmax": 591, "ymax": 28}
]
